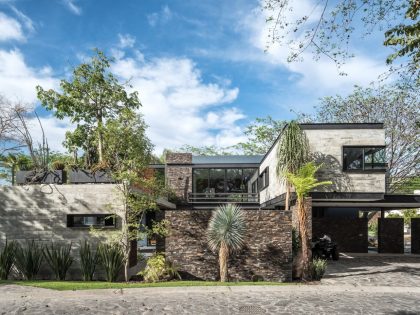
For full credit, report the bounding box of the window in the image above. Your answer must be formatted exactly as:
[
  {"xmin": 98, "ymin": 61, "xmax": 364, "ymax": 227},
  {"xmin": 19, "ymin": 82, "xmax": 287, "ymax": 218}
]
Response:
[
  {"xmin": 258, "ymin": 167, "xmax": 269, "ymax": 191},
  {"xmin": 67, "ymin": 214, "xmax": 116, "ymax": 228},
  {"xmin": 251, "ymin": 180, "xmax": 257, "ymax": 194},
  {"xmin": 343, "ymin": 146, "xmax": 386, "ymax": 171}
]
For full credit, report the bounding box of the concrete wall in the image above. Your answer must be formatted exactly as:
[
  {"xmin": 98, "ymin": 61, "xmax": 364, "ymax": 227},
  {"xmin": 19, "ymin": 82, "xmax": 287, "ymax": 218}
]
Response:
[
  {"xmin": 259, "ymin": 128, "xmax": 386, "ymax": 204},
  {"xmin": 0, "ymin": 184, "xmax": 124, "ymax": 279}
]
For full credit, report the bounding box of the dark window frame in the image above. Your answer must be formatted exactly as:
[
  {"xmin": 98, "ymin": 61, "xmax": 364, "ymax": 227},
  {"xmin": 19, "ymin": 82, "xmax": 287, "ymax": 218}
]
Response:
[
  {"xmin": 342, "ymin": 146, "xmax": 387, "ymax": 172},
  {"xmin": 258, "ymin": 167, "xmax": 269, "ymax": 191},
  {"xmin": 67, "ymin": 214, "xmax": 116, "ymax": 228}
]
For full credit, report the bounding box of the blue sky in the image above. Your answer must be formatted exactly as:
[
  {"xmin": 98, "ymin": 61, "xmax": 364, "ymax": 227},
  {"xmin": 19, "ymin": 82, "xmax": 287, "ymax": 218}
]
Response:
[{"xmin": 0, "ymin": 0, "xmax": 393, "ymax": 154}]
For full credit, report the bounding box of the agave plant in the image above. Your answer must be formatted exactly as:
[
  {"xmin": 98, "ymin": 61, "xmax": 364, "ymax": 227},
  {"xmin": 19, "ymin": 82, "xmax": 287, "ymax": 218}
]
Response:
[
  {"xmin": 98, "ymin": 243, "xmax": 124, "ymax": 282},
  {"xmin": 207, "ymin": 204, "xmax": 246, "ymax": 282},
  {"xmin": 15, "ymin": 240, "xmax": 44, "ymax": 280},
  {"xmin": 79, "ymin": 240, "xmax": 99, "ymax": 281},
  {"xmin": 0, "ymin": 240, "xmax": 17, "ymax": 280},
  {"xmin": 43, "ymin": 243, "xmax": 74, "ymax": 280}
]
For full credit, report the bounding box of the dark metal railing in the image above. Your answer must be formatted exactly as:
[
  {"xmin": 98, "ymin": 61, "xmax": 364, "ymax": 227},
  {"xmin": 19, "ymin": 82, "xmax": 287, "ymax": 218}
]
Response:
[{"xmin": 188, "ymin": 192, "xmax": 259, "ymax": 204}]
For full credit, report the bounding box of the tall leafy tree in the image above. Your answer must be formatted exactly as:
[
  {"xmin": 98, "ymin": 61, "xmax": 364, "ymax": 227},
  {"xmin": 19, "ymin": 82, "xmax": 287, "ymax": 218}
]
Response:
[
  {"xmin": 37, "ymin": 49, "xmax": 141, "ymax": 162},
  {"xmin": 276, "ymin": 121, "xmax": 310, "ymax": 210},
  {"xmin": 286, "ymin": 162, "xmax": 331, "ymax": 280}
]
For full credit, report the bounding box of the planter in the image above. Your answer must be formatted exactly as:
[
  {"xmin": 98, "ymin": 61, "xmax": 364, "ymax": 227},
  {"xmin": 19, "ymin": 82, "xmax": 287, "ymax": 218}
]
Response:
[
  {"xmin": 69, "ymin": 170, "xmax": 114, "ymax": 184},
  {"xmin": 16, "ymin": 170, "xmax": 64, "ymax": 185}
]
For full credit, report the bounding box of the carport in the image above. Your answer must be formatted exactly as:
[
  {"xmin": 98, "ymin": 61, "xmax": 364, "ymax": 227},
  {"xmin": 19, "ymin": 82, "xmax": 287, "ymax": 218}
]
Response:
[{"xmin": 310, "ymin": 192, "xmax": 420, "ymax": 254}]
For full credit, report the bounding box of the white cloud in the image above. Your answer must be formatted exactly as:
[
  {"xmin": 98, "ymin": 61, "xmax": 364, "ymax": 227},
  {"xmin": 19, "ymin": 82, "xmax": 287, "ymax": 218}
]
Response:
[
  {"xmin": 0, "ymin": 49, "xmax": 58, "ymax": 104},
  {"xmin": 0, "ymin": 11, "xmax": 24, "ymax": 41},
  {"xmin": 63, "ymin": 0, "xmax": 82, "ymax": 15},
  {"xmin": 111, "ymin": 51, "xmax": 244, "ymax": 153},
  {"xmin": 147, "ymin": 5, "xmax": 172, "ymax": 27},
  {"xmin": 10, "ymin": 6, "xmax": 35, "ymax": 32},
  {"xmin": 118, "ymin": 33, "xmax": 136, "ymax": 48}
]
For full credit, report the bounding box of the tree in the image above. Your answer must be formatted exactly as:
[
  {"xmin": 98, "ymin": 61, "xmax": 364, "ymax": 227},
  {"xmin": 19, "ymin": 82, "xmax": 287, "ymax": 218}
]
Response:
[
  {"xmin": 276, "ymin": 121, "xmax": 310, "ymax": 210},
  {"xmin": 0, "ymin": 153, "xmax": 32, "ymax": 185},
  {"xmin": 285, "ymin": 162, "xmax": 331, "ymax": 280},
  {"xmin": 234, "ymin": 116, "xmax": 287, "ymax": 155},
  {"xmin": 177, "ymin": 144, "xmax": 234, "ymax": 156},
  {"xmin": 91, "ymin": 109, "xmax": 168, "ymax": 282},
  {"xmin": 264, "ymin": 0, "xmax": 419, "ymax": 77},
  {"xmin": 303, "ymin": 84, "xmax": 419, "ymax": 192},
  {"xmin": 207, "ymin": 204, "xmax": 246, "ymax": 282},
  {"xmin": 37, "ymin": 49, "xmax": 141, "ymax": 163}
]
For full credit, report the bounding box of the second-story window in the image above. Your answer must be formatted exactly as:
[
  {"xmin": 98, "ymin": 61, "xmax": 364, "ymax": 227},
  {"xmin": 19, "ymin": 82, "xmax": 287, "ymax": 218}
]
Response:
[
  {"xmin": 343, "ymin": 146, "xmax": 386, "ymax": 171},
  {"xmin": 258, "ymin": 167, "xmax": 269, "ymax": 191}
]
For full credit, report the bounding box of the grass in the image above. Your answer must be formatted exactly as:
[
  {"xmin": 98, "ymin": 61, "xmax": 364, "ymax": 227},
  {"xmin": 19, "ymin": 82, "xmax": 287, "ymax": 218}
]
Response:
[{"xmin": 0, "ymin": 280, "xmax": 291, "ymax": 291}]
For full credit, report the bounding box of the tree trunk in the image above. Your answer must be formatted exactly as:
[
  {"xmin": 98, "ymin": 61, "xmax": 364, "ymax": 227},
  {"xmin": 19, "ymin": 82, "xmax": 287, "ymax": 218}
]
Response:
[
  {"xmin": 219, "ymin": 243, "xmax": 229, "ymax": 282},
  {"xmin": 297, "ymin": 197, "xmax": 311, "ymax": 280},
  {"xmin": 97, "ymin": 116, "xmax": 104, "ymax": 162},
  {"xmin": 285, "ymin": 183, "xmax": 290, "ymax": 210},
  {"xmin": 124, "ymin": 248, "xmax": 130, "ymax": 282},
  {"xmin": 11, "ymin": 164, "xmax": 15, "ymax": 186}
]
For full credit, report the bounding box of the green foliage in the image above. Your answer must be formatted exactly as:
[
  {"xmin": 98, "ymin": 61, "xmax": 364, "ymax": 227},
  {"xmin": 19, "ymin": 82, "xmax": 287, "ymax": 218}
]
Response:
[
  {"xmin": 286, "ymin": 162, "xmax": 332, "ymax": 199},
  {"xmin": 139, "ymin": 253, "xmax": 180, "ymax": 283},
  {"xmin": 43, "ymin": 243, "xmax": 74, "ymax": 281},
  {"xmin": 37, "ymin": 49, "xmax": 141, "ymax": 162},
  {"xmin": 51, "ymin": 160, "xmax": 65, "ymax": 171},
  {"xmin": 98, "ymin": 243, "xmax": 124, "ymax": 282},
  {"xmin": 207, "ymin": 204, "xmax": 247, "ymax": 254},
  {"xmin": 178, "ymin": 144, "xmax": 234, "ymax": 156},
  {"xmin": 276, "ymin": 121, "xmax": 309, "ymax": 178},
  {"xmin": 0, "ymin": 153, "xmax": 33, "ymax": 184},
  {"xmin": 0, "ymin": 240, "xmax": 17, "ymax": 280},
  {"xmin": 79, "ymin": 241, "xmax": 99, "ymax": 281},
  {"xmin": 292, "ymin": 228, "xmax": 300, "ymax": 257},
  {"xmin": 15, "ymin": 240, "xmax": 44, "ymax": 280},
  {"xmin": 310, "ymin": 258, "xmax": 327, "ymax": 281},
  {"xmin": 368, "ymin": 222, "xmax": 378, "ymax": 236},
  {"xmin": 388, "ymin": 209, "xmax": 420, "ymax": 226}
]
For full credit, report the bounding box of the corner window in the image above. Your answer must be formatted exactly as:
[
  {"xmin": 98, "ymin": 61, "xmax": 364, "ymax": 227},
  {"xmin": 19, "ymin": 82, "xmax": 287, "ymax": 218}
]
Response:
[
  {"xmin": 343, "ymin": 146, "xmax": 386, "ymax": 171},
  {"xmin": 67, "ymin": 214, "xmax": 116, "ymax": 228},
  {"xmin": 258, "ymin": 167, "xmax": 269, "ymax": 191}
]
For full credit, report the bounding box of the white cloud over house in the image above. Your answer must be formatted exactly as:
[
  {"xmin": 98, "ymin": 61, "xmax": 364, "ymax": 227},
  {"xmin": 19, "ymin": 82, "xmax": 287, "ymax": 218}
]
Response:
[{"xmin": 0, "ymin": 11, "xmax": 24, "ymax": 41}]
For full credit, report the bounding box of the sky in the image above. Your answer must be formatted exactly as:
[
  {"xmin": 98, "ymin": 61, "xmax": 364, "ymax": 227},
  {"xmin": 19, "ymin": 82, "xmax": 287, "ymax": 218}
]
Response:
[{"xmin": 0, "ymin": 0, "xmax": 393, "ymax": 154}]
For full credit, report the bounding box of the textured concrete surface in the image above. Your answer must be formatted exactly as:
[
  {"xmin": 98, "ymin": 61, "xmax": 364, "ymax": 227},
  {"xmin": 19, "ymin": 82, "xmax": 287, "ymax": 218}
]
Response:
[{"xmin": 0, "ymin": 284, "xmax": 419, "ymax": 315}]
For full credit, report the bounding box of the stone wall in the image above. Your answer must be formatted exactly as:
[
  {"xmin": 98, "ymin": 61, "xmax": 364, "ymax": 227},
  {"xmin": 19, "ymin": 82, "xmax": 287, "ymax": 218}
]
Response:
[
  {"xmin": 411, "ymin": 218, "xmax": 420, "ymax": 254},
  {"xmin": 163, "ymin": 209, "xmax": 292, "ymax": 282},
  {"xmin": 0, "ymin": 184, "xmax": 124, "ymax": 280},
  {"xmin": 312, "ymin": 218, "xmax": 368, "ymax": 253},
  {"xmin": 165, "ymin": 153, "xmax": 192, "ymax": 202},
  {"xmin": 378, "ymin": 218, "xmax": 404, "ymax": 254}
]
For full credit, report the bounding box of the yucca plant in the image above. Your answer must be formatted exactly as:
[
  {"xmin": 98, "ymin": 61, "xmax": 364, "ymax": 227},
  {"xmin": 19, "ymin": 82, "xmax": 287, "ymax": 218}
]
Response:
[
  {"xmin": 43, "ymin": 242, "xmax": 74, "ymax": 280},
  {"xmin": 79, "ymin": 240, "xmax": 99, "ymax": 281},
  {"xmin": 15, "ymin": 240, "xmax": 44, "ymax": 280},
  {"xmin": 207, "ymin": 204, "xmax": 246, "ymax": 282},
  {"xmin": 98, "ymin": 243, "xmax": 124, "ymax": 282},
  {"xmin": 0, "ymin": 240, "xmax": 17, "ymax": 280},
  {"xmin": 286, "ymin": 162, "xmax": 332, "ymax": 280}
]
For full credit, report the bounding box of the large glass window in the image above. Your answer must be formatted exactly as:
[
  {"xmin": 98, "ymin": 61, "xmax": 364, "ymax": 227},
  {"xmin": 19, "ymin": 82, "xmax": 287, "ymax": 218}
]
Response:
[
  {"xmin": 67, "ymin": 214, "xmax": 115, "ymax": 228},
  {"xmin": 210, "ymin": 169, "xmax": 225, "ymax": 193},
  {"xmin": 193, "ymin": 169, "xmax": 209, "ymax": 193},
  {"xmin": 343, "ymin": 147, "xmax": 386, "ymax": 171}
]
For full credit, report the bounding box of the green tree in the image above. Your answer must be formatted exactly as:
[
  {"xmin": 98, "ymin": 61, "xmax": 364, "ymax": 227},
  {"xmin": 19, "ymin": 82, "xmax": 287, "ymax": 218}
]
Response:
[
  {"xmin": 207, "ymin": 204, "xmax": 246, "ymax": 282},
  {"xmin": 302, "ymin": 84, "xmax": 420, "ymax": 192},
  {"xmin": 286, "ymin": 162, "xmax": 331, "ymax": 280},
  {"xmin": 276, "ymin": 121, "xmax": 310, "ymax": 210},
  {"xmin": 37, "ymin": 49, "xmax": 141, "ymax": 163},
  {"xmin": 0, "ymin": 153, "xmax": 32, "ymax": 185}
]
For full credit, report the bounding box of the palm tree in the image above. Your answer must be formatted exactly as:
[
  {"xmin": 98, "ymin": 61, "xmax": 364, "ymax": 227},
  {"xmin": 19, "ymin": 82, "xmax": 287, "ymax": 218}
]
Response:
[
  {"xmin": 286, "ymin": 162, "xmax": 332, "ymax": 280},
  {"xmin": 276, "ymin": 121, "xmax": 309, "ymax": 210},
  {"xmin": 207, "ymin": 204, "xmax": 246, "ymax": 282},
  {"xmin": 0, "ymin": 153, "xmax": 31, "ymax": 185}
]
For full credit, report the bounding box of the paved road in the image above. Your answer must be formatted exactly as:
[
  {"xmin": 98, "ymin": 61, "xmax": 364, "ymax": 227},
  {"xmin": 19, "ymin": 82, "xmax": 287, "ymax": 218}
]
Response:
[{"xmin": 1, "ymin": 284, "xmax": 419, "ymax": 315}]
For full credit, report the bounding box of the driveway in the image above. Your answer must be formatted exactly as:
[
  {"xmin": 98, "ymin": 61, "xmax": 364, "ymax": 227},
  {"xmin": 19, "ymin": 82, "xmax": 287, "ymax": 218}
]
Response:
[{"xmin": 322, "ymin": 254, "xmax": 420, "ymax": 287}]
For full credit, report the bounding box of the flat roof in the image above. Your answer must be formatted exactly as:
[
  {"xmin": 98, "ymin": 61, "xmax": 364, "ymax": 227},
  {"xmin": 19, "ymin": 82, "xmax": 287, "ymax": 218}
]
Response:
[
  {"xmin": 300, "ymin": 123, "xmax": 384, "ymax": 130},
  {"xmin": 192, "ymin": 155, "xmax": 263, "ymax": 165}
]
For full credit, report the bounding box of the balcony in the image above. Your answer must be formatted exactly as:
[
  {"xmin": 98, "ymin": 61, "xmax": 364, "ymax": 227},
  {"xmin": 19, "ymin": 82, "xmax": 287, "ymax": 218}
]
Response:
[{"xmin": 188, "ymin": 192, "xmax": 259, "ymax": 204}]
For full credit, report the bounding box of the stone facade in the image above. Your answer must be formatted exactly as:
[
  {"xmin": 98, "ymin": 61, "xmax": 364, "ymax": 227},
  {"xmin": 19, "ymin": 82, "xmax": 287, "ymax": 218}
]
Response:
[
  {"xmin": 378, "ymin": 218, "xmax": 404, "ymax": 254},
  {"xmin": 312, "ymin": 218, "xmax": 368, "ymax": 253},
  {"xmin": 411, "ymin": 218, "xmax": 420, "ymax": 254},
  {"xmin": 165, "ymin": 153, "xmax": 192, "ymax": 202},
  {"xmin": 163, "ymin": 209, "xmax": 292, "ymax": 282}
]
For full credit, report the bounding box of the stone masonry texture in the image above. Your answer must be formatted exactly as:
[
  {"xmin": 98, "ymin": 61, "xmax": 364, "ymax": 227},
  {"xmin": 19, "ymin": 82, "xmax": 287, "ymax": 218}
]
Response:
[
  {"xmin": 378, "ymin": 218, "xmax": 404, "ymax": 254},
  {"xmin": 165, "ymin": 153, "xmax": 192, "ymax": 202},
  {"xmin": 163, "ymin": 209, "xmax": 293, "ymax": 282}
]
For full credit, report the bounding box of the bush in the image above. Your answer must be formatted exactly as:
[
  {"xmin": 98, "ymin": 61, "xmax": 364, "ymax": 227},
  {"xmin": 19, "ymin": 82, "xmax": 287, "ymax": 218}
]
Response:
[
  {"xmin": 79, "ymin": 240, "xmax": 99, "ymax": 281},
  {"xmin": 43, "ymin": 243, "xmax": 74, "ymax": 280},
  {"xmin": 98, "ymin": 243, "xmax": 124, "ymax": 282},
  {"xmin": 0, "ymin": 240, "xmax": 17, "ymax": 280},
  {"xmin": 139, "ymin": 253, "xmax": 180, "ymax": 283},
  {"xmin": 15, "ymin": 240, "xmax": 44, "ymax": 280},
  {"xmin": 51, "ymin": 161, "xmax": 66, "ymax": 171},
  {"xmin": 310, "ymin": 258, "xmax": 327, "ymax": 281}
]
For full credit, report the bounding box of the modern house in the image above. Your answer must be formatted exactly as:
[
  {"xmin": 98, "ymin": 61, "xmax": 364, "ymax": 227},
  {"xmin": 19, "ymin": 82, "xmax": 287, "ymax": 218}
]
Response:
[{"xmin": 1, "ymin": 123, "xmax": 419, "ymax": 281}]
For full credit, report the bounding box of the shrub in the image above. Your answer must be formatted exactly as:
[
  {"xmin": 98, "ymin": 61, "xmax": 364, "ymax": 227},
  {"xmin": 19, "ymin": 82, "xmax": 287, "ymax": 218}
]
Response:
[
  {"xmin": 310, "ymin": 258, "xmax": 327, "ymax": 281},
  {"xmin": 51, "ymin": 161, "xmax": 65, "ymax": 171},
  {"xmin": 79, "ymin": 240, "xmax": 99, "ymax": 281},
  {"xmin": 139, "ymin": 253, "xmax": 180, "ymax": 283},
  {"xmin": 0, "ymin": 240, "xmax": 17, "ymax": 280},
  {"xmin": 98, "ymin": 243, "xmax": 124, "ymax": 282},
  {"xmin": 15, "ymin": 240, "xmax": 44, "ymax": 280},
  {"xmin": 43, "ymin": 243, "xmax": 74, "ymax": 280}
]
